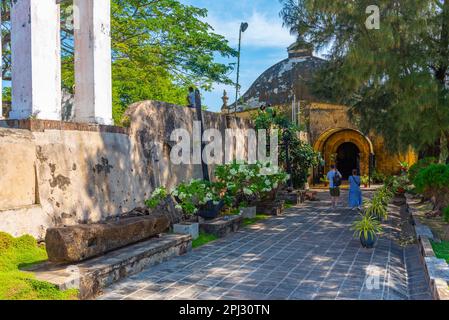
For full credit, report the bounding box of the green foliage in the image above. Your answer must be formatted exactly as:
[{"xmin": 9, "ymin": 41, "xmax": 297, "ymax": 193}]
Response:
[
  {"xmin": 431, "ymin": 241, "xmax": 449, "ymax": 264},
  {"xmin": 361, "ymin": 175, "xmax": 370, "ymax": 186},
  {"xmin": 145, "ymin": 162, "xmax": 289, "ymax": 215},
  {"xmin": 173, "ymin": 180, "xmax": 221, "ymax": 215},
  {"xmin": 0, "ymin": 232, "xmax": 78, "ymax": 300},
  {"xmin": 409, "ymin": 157, "xmax": 439, "ymax": 182},
  {"xmin": 284, "ymin": 138, "xmax": 319, "ymax": 189},
  {"xmin": 351, "ymin": 213, "xmax": 383, "ymax": 241},
  {"xmin": 253, "ymin": 108, "xmax": 319, "ymax": 189},
  {"xmin": 371, "ymin": 170, "xmax": 387, "ymax": 184},
  {"xmin": 280, "ymin": 0, "xmax": 449, "ymax": 160},
  {"xmin": 364, "ymin": 197, "xmax": 388, "ymax": 221},
  {"xmin": 192, "ymin": 233, "xmax": 218, "ymax": 249},
  {"xmin": 144, "ymin": 187, "xmax": 168, "ymax": 209},
  {"xmin": 2, "ymin": 87, "xmax": 11, "ymax": 103},
  {"xmin": 443, "ymin": 207, "xmax": 449, "ymax": 224},
  {"xmin": 385, "ymin": 175, "xmax": 411, "ymax": 194},
  {"xmin": 215, "ymin": 161, "xmax": 289, "ymax": 204},
  {"xmin": 413, "ymin": 164, "xmax": 449, "ymax": 194}
]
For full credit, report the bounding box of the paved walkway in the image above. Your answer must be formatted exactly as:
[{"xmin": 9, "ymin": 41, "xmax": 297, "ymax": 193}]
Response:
[{"xmin": 98, "ymin": 190, "xmax": 432, "ymax": 300}]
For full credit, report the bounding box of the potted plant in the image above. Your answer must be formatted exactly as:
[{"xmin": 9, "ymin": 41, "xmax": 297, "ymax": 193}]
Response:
[
  {"xmin": 398, "ymin": 161, "xmax": 410, "ymax": 175},
  {"xmin": 364, "ymin": 196, "xmax": 388, "ymax": 221},
  {"xmin": 172, "ymin": 179, "xmax": 224, "ymax": 220},
  {"xmin": 214, "ymin": 161, "xmax": 261, "ymax": 210},
  {"xmin": 361, "ymin": 175, "xmax": 370, "ymax": 188},
  {"xmin": 320, "ymin": 176, "xmax": 329, "ymax": 187},
  {"xmin": 145, "ymin": 186, "xmax": 200, "ymax": 239},
  {"xmin": 351, "ymin": 213, "xmax": 383, "ymax": 248}
]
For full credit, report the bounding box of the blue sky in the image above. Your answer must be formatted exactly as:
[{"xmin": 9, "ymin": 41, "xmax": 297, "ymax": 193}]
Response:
[{"xmin": 181, "ymin": 0, "xmax": 297, "ymax": 112}]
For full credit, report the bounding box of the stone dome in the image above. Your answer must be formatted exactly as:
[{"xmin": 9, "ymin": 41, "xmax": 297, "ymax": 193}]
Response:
[{"xmin": 229, "ymin": 40, "xmax": 326, "ymax": 112}]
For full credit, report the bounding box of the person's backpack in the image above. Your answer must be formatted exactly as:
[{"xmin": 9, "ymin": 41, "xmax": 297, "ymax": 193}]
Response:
[{"xmin": 333, "ymin": 172, "xmax": 342, "ymax": 187}]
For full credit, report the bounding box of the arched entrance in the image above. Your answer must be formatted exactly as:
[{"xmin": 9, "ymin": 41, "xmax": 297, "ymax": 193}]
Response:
[
  {"xmin": 313, "ymin": 128, "xmax": 375, "ymax": 182},
  {"xmin": 336, "ymin": 142, "xmax": 360, "ymax": 179}
]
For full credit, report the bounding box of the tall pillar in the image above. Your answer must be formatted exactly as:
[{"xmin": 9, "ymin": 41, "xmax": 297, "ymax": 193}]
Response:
[
  {"xmin": 10, "ymin": 0, "xmax": 61, "ymax": 120},
  {"xmin": 73, "ymin": 0, "xmax": 113, "ymax": 125}
]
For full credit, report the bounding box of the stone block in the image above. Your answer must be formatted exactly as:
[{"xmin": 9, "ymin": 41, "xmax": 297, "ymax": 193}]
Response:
[
  {"xmin": 45, "ymin": 215, "xmax": 170, "ymax": 263},
  {"xmin": 240, "ymin": 206, "xmax": 257, "ymax": 219},
  {"xmin": 256, "ymin": 200, "xmax": 285, "ymax": 216},
  {"xmin": 276, "ymin": 191, "xmax": 300, "ymax": 204},
  {"xmin": 173, "ymin": 222, "xmax": 199, "ymax": 240},
  {"xmin": 199, "ymin": 215, "xmax": 243, "ymax": 238}
]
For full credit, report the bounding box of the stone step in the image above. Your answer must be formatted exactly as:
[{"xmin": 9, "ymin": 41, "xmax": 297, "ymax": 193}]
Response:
[{"xmin": 27, "ymin": 233, "xmax": 192, "ymax": 299}]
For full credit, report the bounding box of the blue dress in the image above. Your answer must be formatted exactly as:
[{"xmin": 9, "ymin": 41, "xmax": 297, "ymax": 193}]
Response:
[{"xmin": 348, "ymin": 175, "xmax": 362, "ymax": 207}]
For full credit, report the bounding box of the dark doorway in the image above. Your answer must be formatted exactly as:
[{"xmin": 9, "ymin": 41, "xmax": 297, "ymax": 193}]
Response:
[{"xmin": 336, "ymin": 143, "xmax": 360, "ymax": 180}]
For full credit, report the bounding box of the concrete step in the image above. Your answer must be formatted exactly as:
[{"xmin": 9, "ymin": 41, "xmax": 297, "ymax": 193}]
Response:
[{"xmin": 26, "ymin": 233, "xmax": 192, "ymax": 299}]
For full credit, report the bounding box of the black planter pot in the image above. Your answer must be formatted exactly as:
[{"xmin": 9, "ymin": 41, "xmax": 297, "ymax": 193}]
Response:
[
  {"xmin": 197, "ymin": 200, "xmax": 225, "ymax": 220},
  {"xmin": 360, "ymin": 233, "xmax": 377, "ymax": 248}
]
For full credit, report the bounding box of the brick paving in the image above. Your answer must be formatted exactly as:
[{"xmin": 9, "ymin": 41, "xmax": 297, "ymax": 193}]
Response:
[{"xmin": 98, "ymin": 190, "xmax": 432, "ymax": 300}]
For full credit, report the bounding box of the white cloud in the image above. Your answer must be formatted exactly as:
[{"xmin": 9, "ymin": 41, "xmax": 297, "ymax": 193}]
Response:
[{"xmin": 206, "ymin": 11, "xmax": 296, "ymax": 48}]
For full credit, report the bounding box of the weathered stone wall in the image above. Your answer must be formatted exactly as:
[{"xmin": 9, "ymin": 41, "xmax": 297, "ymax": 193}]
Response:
[{"xmin": 0, "ymin": 101, "xmax": 252, "ymax": 240}]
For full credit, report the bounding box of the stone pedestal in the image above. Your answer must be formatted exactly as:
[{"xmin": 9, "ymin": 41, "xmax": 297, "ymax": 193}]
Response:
[
  {"xmin": 199, "ymin": 215, "xmax": 243, "ymax": 238},
  {"xmin": 173, "ymin": 222, "xmax": 199, "ymax": 240},
  {"xmin": 276, "ymin": 190, "xmax": 301, "ymax": 204},
  {"xmin": 240, "ymin": 206, "xmax": 257, "ymax": 219},
  {"xmin": 256, "ymin": 200, "xmax": 285, "ymax": 216}
]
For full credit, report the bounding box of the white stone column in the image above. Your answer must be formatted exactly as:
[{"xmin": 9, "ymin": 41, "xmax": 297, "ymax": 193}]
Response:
[
  {"xmin": 73, "ymin": 0, "xmax": 113, "ymax": 125},
  {"xmin": 10, "ymin": 0, "xmax": 61, "ymax": 120}
]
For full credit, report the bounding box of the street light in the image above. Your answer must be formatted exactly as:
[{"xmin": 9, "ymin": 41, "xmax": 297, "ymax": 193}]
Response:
[{"xmin": 233, "ymin": 22, "xmax": 249, "ymax": 115}]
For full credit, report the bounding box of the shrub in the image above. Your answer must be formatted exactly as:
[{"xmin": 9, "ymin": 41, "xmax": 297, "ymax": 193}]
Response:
[
  {"xmin": 414, "ymin": 164, "xmax": 449, "ymax": 192},
  {"xmin": 144, "ymin": 187, "xmax": 168, "ymax": 209},
  {"xmin": 444, "ymin": 206, "xmax": 449, "ymax": 223},
  {"xmin": 280, "ymin": 139, "xmax": 319, "ymax": 189},
  {"xmin": 408, "ymin": 157, "xmax": 438, "ymax": 182},
  {"xmin": 361, "ymin": 175, "xmax": 370, "ymax": 186},
  {"xmin": 371, "ymin": 170, "xmax": 387, "ymax": 184},
  {"xmin": 413, "ymin": 164, "xmax": 449, "ymax": 212}
]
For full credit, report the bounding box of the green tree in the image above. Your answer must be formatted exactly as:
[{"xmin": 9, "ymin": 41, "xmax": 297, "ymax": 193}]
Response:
[
  {"xmin": 253, "ymin": 108, "xmax": 319, "ymax": 188},
  {"xmin": 280, "ymin": 0, "xmax": 449, "ymax": 162},
  {"xmin": 1, "ymin": 0, "xmax": 236, "ymax": 124}
]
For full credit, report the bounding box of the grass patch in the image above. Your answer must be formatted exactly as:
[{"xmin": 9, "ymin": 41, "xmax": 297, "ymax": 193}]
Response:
[
  {"xmin": 243, "ymin": 215, "xmax": 270, "ymax": 227},
  {"xmin": 431, "ymin": 241, "xmax": 449, "ymax": 264},
  {"xmin": 192, "ymin": 233, "xmax": 218, "ymax": 249},
  {"xmin": 0, "ymin": 232, "xmax": 78, "ymax": 300}
]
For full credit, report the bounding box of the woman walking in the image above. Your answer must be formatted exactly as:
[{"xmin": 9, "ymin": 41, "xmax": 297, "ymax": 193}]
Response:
[{"xmin": 348, "ymin": 169, "xmax": 362, "ymax": 210}]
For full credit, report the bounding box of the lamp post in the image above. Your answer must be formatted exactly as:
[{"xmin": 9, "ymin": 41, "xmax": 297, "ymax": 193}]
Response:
[{"xmin": 233, "ymin": 22, "xmax": 248, "ymax": 115}]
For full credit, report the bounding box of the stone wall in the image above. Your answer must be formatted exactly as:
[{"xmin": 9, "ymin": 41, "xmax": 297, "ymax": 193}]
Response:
[{"xmin": 0, "ymin": 101, "xmax": 252, "ymax": 240}]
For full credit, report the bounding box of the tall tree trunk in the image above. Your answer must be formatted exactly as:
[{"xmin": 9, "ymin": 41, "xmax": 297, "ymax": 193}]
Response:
[
  {"xmin": 436, "ymin": 0, "xmax": 449, "ymax": 163},
  {"xmin": 439, "ymin": 132, "xmax": 449, "ymax": 164}
]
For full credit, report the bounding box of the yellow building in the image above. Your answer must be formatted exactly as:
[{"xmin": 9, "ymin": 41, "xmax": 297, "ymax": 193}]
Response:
[{"xmin": 223, "ymin": 40, "xmax": 417, "ymax": 181}]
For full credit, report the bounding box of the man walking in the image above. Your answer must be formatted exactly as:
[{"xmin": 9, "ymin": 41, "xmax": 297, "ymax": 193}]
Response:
[{"xmin": 327, "ymin": 165, "xmax": 342, "ymax": 208}]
